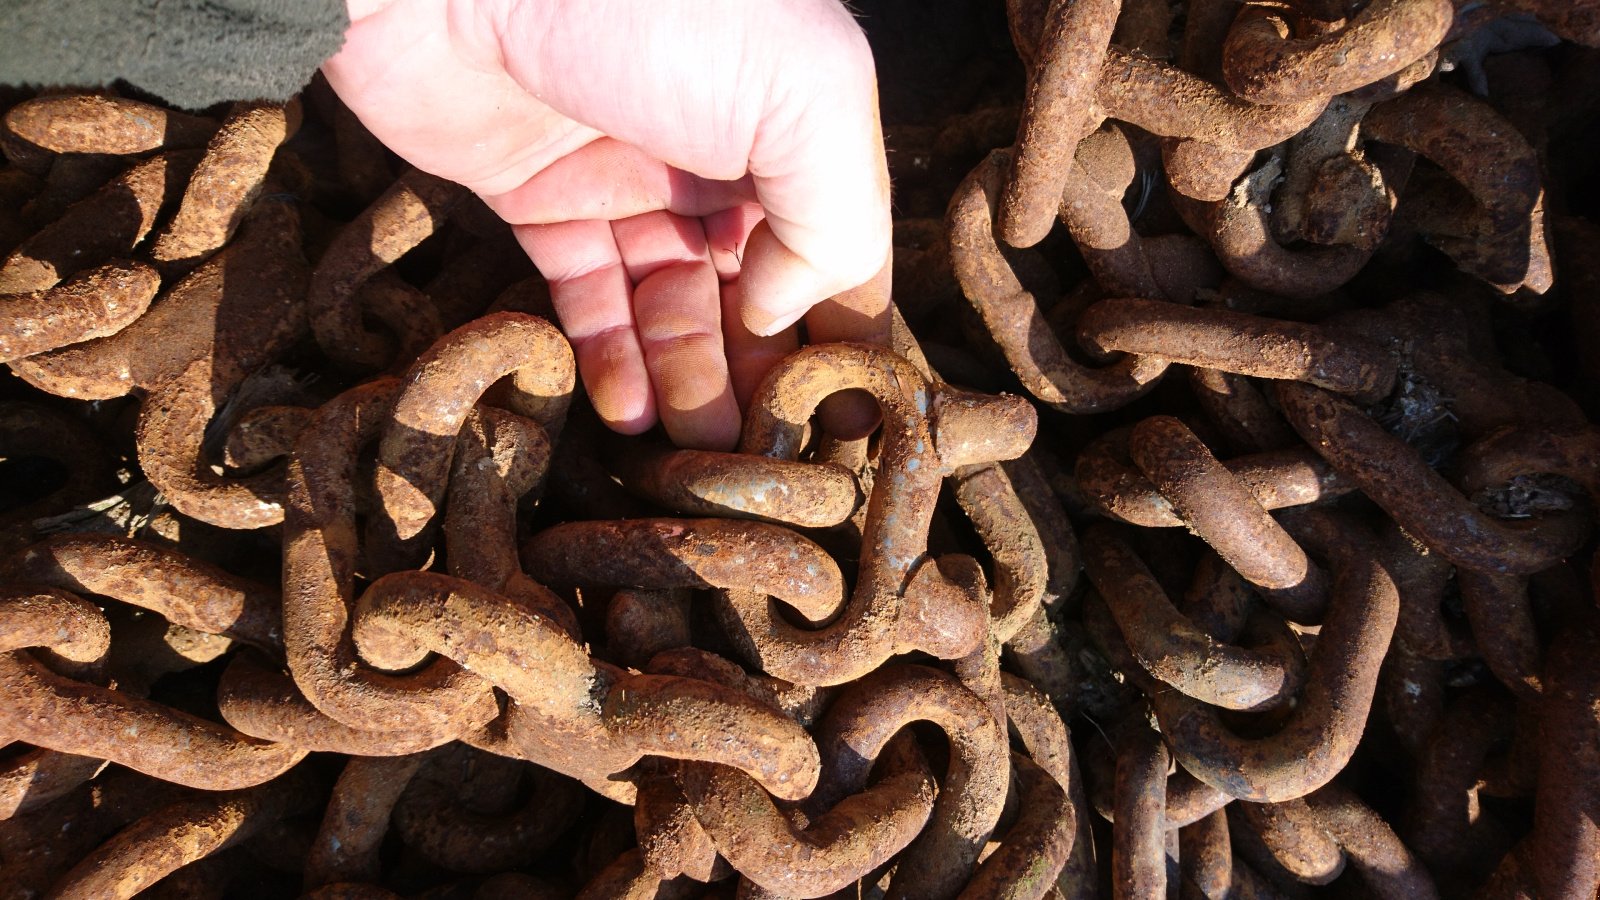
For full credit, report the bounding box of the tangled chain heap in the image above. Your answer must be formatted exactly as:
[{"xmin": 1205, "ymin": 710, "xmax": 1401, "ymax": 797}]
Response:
[{"xmin": 1, "ymin": 1, "xmax": 1599, "ymax": 897}]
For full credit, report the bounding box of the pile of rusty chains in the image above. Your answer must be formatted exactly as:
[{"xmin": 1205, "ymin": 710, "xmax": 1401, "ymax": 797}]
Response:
[
  {"xmin": 0, "ymin": 83, "xmax": 1060, "ymax": 899},
  {"xmin": 914, "ymin": 0, "xmax": 1598, "ymax": 897},
  {"xmin": 1, "ymin": 0, "xmax": 1598, "ymax": 897}
]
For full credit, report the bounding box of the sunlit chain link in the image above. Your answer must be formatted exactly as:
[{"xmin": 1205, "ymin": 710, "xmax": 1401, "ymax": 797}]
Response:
[{"xmin": 527, "ymin": 342, "xmax": 1035, "ymax": 687}]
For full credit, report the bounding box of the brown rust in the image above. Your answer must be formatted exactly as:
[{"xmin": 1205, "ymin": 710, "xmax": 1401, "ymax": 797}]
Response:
[
  {"xmin": 951, "ymin": 584, "xmax": 1008, "ymax": 745},
  {"xmin": 1058, "ymin": 125, "xmax": 1165, "ymax": 299},
  {"xmin": 351, "ymin": 570, "xmax": 821, "ymax": 799},
  {"xmin": 1128, "ymin": 416, "xmax": 1330, "ymax": 620},
  {"xmin": 678, "ymin": 736, "xmax": 937, "ymax": 898},
  {"xmin": 643, "ymin": 645, "xmax": 833, "ymax": 727},
  {"xmin": 281, "ymin": 378, "xmax": 500, "ymax": 741},
  {"xmin": 0, "ymin": 32, "xmax": 1595, "ymax": 895},
  {"xmin": 1454, "ymin": 423, "xmax": 1600, "ymax": 504},
  {"xmin": 1376, "ymin": 521, "xmax": 1473, "ymax": 661},
  {"xmin": 633, "ymin": 770, "xmax": 721, "ymax": 881},
  {"xmin": 0, "ymin": 766, "xmax": 190, "ymax": 899},
  {"xmin": 1277, "ymin": 382, "xmax": 1589, "ymax": 574},
  {"xmin": 307, "ymin": 167, "xmax": 467, "ymax": 369},
  {"xmin": 1272, "ymin": 97, "xmax": 1390, "ymax": 249},
  {"xmin": 1077, "ymin": 430, "xmax": 1351, "ymax": 529},
  {"xmin": 1340, "ymin": 293, "xmax": 1586, "ymax": 438},
  {"xmin": 709, "ymin": 555, "xmax": 989, "ymax": 686},
  {"xmin": 12, "ymin": 196, "xmax": 307, "ymax": 402},
  {"xmin": 1161, "ymin": 139, "xmax": 1255, "ymax": 203},
  {"xmin": 1096, "ymin": 47, "xmax": 1328, "ymax": 150},
  {"xmin": 1236, "ymin": 783, "xmax": 1439, "ymax": 898},
  {"xmin": 1179, "ymin": 808, "xmax": 1234, "ymax": 900},
  {"xmin": 0, "ymin": 587, "xmax": 110, "ymax": 671},
  {"xmin": 1516, "ymin": 612, "xmax": 1600, "ymax": 900},
  {"xmin": 0, "ymin": 401, "xmax": 117, "ymax": 553},
  {"xmin": 426, "ymin": 229, "xmax": 531, "ymax": 329},
  {"xmin": 1182, "ymin": 552, "xmax": 1255, "ymax": 642},
  {"xmin": 1079, "ymin": 299, "xmax": 1398, "ymax": 400},
  {"xmin": 19, "ymin": 154, "xmax": 127, "ymax": 232},
  {"xmin": 370, "ymin": 311, "xmax": 574, "ymax": 571},
  {"xmin": 0, "ymin": 150, "xmax": 198, "ymax": 295},
  {"xmin": 1406, "ymin": 689, "xmax": 1516, "ymax": 881},
  {"xmin": 924, "ymin": 387, "xmax": 1038, "ymax": 470},
  {"xmin": 814, "ymin": 664, "xmax": 1008, "ymax": 900},
  {"xmin": 1001, "ymin": 673, "xmax": 1093, "ymax": 900},
  {"xmin": 136, "ymin": 362, "xmax": 297, "ymax": 531},
  {"xmin": 120, "ymin": 204, "xmax": 310, "ymax": 518},
  {"xmin": 304, "ymin": 752, "xmax": 425, "ymax": 887},
  {"xmin": 1178, "ymin": 155, "xmax": 1372, "ymax": 298},
  {"xmin": 352, "ymin": 272, "xmax": 446, "ymax": 377},
  {"xmin": 1301, "ymin": 152, "xmax": 1394, "ymax": 250},
  {"xmin": 392, "ymin": 745, "xmax": 583, "ymax": 874},
  {"xmin": 999, "ymin": 0, "xmax": 1119, "ymax": 247},
  {"xmin": 952, "ymin": 463, "xmax": 1050, "ymax": 644},
  {"xmin": 1083, "ymin": 525, "xmax": 1307, "ymax": 711},
  {"xmin": 44, "ymin": 770, "xmax": 313, "ymax": 900},
  {"xmin": 215, "ymin": 654, "xmax": 446, "ymax": 757},
  {"xmin": 1220, "ymin": 0, "xmax": 1453, "ymax": 104},
  {"xmin": 98, "ymin": 608, "xmax": 234, "ymax": 697},
  {"xmin": 4, "ymin": 533, "xmax": 282, "ymax": 652},
  {"xmin": 1150, "ymin": 510, "xmax": 1398, "ymax": 802},
  {"xmin": 1231, "ymin": 797, "xmax": 1346, "ymax": 885},
  {"xmin": 1112, "ymin": 724, "xmax": 1169, "ymax": 900},
  {"xmin": 528, "ymin": 509, "xmax": 972, "ymax": 688},
  {"xmin": 1379, "ymin": 645, "xmax": 1448, "ymax": 760},
  {"xmin": 2, "ymin": 95, "xmax": 217, "ymax": 156},
  {"xmin": 444, "ymin": 407, "xmax": 578, "ymax": 638},
  {"xmin": 957, "ymin": 752, "xmax": 1074, "ymax": 900},
  {"xmin": 1301, "ymin": 783, "xmax": 1439, "ymax": 899},
  {"xmin": 708, "ymin": 343, "xmax": 999, "ymax": 684},
  {"xmin": 223, "ymin": 405, "xmax": 314, "ymax": 471},
  {"xmin": 150, "ymin": 101, "xmax": 299, "ymax": 267},
  {"xmin": 1363, "ymin": 84, "xmax": 1536, "ymax": 230},
  {"xmin": 1004, "ymin": 0, "xmax": 1049, "ymax": 68},
  {"xmin": 1112, "ymin": 0, "xmax": 1175, "ymax": 57},
  {"xmin": 606, "ymin": 590, "xmax": 692, "ymax": 669},
  {"xmin": 950, "ymin": 149, "xmax": 1169, "ymax": 414},
  {"xmin": 0, "ymin": 635, "xmax": 305, "ymax": 790},
  {"xmin": 1180, "ymin": 0, "xmax": 1246, "ymax": 80},
  {"xmin": 575, "ymin": 848, "xmax": 696, "ymax": 900},
  {"xmin": 603, "ymin": 672, "xmax": 820, "ymax": 800},
  {"xmin": 1362, "ymin": 83, "xmax": 1550, "ymax": 293},
  {"xmin": 1007, "ymin": 451, "xmax": 1083, "ymax": 607},
  {"xmin": 612, "ymin": 443, "xmax": 859, "ymax": 529},
  {"xmin": 1494, "ymin": 0, "xmax": 1600, "ymax": 45},
  {"xmin": 525, "ymin": 517, "xmax": 845, "ymax": 624},
  {"xmin": 0, "ymin": 260, "xmax": 159, "ymax": 363},
  {"xmin": 0, "ymin": 746, "xmax": 106, "ymax": 822},
  {"xmin": 1458, "ymin": 571, "xmax": 1544, "ymax": 700}
]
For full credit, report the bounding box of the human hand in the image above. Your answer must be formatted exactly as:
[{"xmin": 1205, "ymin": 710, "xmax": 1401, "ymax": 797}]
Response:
[{"xmin": 323, "ymin": 0, "xmax": 893, "ymax": 450}]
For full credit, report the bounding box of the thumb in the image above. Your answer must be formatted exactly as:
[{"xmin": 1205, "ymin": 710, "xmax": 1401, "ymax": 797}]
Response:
[{"xmin": 736, "ymin": 6, "xmax": 892, "ymax": 336}]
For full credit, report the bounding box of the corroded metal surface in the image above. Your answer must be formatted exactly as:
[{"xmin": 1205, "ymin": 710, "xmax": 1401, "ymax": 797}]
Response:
[{"xmin": 2, "ymin": 12, "xmax": 1599, "ymax": 895}]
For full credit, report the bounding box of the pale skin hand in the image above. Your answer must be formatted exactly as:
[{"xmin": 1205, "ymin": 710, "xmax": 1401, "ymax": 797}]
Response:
[{"xmin": 324, "ymin": 0, "xmax": 893, "ymax": 450}]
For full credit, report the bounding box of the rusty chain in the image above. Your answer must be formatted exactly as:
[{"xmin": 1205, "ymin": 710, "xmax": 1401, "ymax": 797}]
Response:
[{"xmin": 2, "ymin": 2, "xmax": 1600, "ymax": 897}]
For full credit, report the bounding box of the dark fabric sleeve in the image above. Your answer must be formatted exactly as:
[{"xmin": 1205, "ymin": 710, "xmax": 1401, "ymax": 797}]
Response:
[{"xmin": 0, "ymin": 0, "xmax": 349, "ymax": 111}]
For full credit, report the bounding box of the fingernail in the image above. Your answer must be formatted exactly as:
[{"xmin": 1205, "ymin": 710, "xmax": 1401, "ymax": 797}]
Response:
[{"xmin": 746, "ymin": 305, "xmax": 808, "ymax": 338}]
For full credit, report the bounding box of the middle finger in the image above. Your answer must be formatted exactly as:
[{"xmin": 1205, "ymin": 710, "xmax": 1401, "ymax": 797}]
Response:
[{"xmin": 612, "ymin": 211, "xmax": 741, "ymax": 450}]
